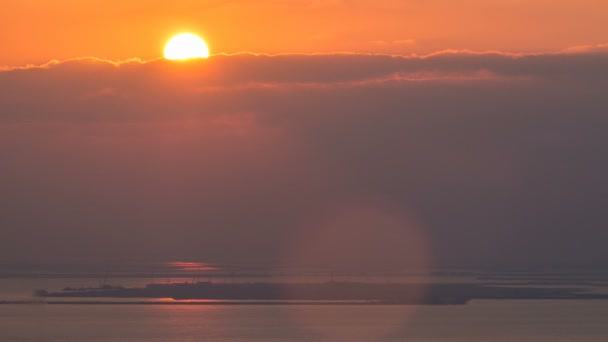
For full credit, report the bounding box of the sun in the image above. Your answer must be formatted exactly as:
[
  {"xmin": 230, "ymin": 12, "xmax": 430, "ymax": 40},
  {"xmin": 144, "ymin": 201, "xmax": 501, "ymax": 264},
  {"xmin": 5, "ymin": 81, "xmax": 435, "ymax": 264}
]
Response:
[{"xmin": 164, "ymin": 33, "xmax": 210, "ymax": 60}]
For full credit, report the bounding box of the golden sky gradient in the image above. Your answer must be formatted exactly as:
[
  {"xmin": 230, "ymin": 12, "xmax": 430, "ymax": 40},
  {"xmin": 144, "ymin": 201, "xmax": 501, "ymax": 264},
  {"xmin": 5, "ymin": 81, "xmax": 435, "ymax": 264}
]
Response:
[{"xmin": 2, "ymin": 0, "xmax": 607, "ymax": 66}]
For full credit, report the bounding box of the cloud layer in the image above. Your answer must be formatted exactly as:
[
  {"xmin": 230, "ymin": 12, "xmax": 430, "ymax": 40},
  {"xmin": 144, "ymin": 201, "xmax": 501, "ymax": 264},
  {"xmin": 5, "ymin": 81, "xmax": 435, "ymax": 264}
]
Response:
[{"xmin": 1, "ymin": 48, "xmax": 607, "ymax": 269}]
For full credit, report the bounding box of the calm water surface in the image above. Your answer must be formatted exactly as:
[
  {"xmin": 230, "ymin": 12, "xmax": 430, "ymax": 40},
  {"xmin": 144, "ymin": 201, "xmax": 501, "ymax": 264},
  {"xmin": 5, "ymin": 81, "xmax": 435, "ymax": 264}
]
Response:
[
  {"xmin": 2, "ymin": 277, "xmax": 608, "ymax": 341},
  {"xmin": 1, "ymin": 300, "xmax": 608, "ymax": 341}
]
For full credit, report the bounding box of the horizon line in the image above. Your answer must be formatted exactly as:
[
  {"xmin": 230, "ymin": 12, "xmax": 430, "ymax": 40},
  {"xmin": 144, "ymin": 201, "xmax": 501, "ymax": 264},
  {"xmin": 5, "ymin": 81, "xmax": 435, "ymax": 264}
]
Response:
[{"xmin": 2, "ymin": 42, "xmax": 607, "ymax": 72}]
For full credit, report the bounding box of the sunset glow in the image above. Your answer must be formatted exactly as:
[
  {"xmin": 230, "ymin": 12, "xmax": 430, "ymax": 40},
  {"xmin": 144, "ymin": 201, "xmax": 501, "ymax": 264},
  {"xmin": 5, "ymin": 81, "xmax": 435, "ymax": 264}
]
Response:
[
  {"xmin": 1, "ymin": 2, "xmax": 608, "ymax": 340},
  {"xmin": 163, "ymin": 261, "xmax": 218, "ymax": 272},
  {"xmin": 164, "ymin": 33, "xmax": 210, "ymax": 60}
]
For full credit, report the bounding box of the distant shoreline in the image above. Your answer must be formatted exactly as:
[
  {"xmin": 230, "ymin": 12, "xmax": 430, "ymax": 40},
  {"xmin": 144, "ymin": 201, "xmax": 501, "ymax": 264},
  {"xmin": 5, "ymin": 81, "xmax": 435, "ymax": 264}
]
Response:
[
  {"xmin": 32, "ymin": 281, "xmax": 608, "ymax": 306},
  {"xmin": 0, "ymin": 300, "xmax": 448, "ymax": 306}
]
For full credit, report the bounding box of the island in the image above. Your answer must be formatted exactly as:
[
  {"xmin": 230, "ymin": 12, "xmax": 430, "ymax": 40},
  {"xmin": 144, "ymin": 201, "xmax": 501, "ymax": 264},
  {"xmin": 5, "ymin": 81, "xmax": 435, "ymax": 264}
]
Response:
[{"xmin": 17, "ymin": 281, "xmax": 608, "ymax": 305}]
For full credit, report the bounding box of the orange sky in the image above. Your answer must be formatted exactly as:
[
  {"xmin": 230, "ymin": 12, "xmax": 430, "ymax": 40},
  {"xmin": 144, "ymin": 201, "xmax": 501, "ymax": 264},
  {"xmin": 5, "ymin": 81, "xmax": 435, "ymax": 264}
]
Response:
[{"xmin": 2, "ymin": 0, "xmax": 607, "ymax": 66}]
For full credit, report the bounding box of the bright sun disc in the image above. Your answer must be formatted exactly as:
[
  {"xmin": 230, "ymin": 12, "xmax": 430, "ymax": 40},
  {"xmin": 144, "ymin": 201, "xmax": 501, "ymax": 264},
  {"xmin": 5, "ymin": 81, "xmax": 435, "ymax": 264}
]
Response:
[{"xmin": 164, "ymin": 33, "xmax": 210, "ymax": 60}]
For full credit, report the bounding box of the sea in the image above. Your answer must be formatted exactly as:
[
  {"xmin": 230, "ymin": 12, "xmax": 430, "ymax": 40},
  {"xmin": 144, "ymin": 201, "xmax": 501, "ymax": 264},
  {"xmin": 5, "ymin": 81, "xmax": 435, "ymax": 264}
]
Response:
[{"xmin": 1, "ymin": 271, "xmax": 608, "ymax": 341}]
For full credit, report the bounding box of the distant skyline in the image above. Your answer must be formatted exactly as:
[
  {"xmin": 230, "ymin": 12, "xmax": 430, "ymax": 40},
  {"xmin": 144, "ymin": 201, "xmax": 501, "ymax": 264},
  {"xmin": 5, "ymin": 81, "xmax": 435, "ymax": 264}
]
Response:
[{"xmin": 1, "ymin": 1, "xmax": 607, "ymax": 271}]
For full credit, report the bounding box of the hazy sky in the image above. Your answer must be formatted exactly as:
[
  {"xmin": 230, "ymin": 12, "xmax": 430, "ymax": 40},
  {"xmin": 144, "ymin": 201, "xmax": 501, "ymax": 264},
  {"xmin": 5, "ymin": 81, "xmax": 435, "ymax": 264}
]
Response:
[
  {"xmin": 2, "ymin": 0, "xmax": 608, "ymax": 65},
  {"xmin": 1, "ymin": 1, "xmax": 607, "ymax": 270}
]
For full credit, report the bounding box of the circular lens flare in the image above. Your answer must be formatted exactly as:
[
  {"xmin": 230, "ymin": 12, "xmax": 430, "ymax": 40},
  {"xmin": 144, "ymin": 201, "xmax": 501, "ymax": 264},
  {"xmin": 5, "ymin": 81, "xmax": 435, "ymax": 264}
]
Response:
[{"xmin": 164, "ymin": 33, "xmax": 210, "ymax": 60}]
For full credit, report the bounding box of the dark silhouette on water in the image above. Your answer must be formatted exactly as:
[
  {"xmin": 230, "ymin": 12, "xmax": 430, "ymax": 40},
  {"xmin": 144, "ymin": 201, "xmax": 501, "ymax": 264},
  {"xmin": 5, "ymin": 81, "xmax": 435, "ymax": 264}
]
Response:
[{"xmin": 30, "ymin": 281, "xmax": 608, "ymax": 305}]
